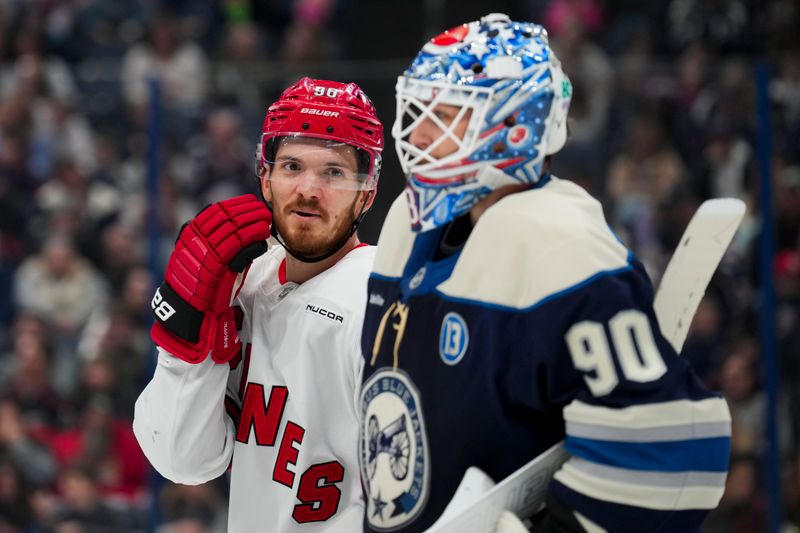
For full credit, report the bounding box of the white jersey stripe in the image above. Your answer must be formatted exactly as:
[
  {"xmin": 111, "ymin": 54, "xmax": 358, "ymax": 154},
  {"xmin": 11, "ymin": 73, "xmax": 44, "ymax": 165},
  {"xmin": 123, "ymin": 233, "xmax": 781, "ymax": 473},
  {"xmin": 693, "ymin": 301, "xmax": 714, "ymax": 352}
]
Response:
[
  {"xmin": 567, "ymin": 457, "xmax": 727, "ymax": 488},
  {"xmin": 563, "ymin": 398, "xmax": 731, "ymax": 429},
  {"xmin": 566, "ymin": 421, "xmax": 731, "ymax": 442},
  {"xmin": 554, "ymin": 460, "xmax": 726, "ymax": 511}
]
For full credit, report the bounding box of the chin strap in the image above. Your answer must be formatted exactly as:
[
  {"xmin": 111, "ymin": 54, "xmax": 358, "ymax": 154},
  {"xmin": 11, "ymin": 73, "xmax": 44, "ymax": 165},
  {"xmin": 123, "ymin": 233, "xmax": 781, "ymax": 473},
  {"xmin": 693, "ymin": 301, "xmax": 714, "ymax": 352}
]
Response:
[{"xmin": 263, "ymin": 191, "xmax": 373, "ymax": 264}]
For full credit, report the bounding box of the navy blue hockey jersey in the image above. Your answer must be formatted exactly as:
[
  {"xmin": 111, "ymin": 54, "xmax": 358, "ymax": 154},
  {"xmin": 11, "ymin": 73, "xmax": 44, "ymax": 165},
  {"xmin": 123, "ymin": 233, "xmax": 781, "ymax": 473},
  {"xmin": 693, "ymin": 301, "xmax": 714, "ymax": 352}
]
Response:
[{"xmin": 359, "ymin": 178, "xmax": 731, "ymax": 532}]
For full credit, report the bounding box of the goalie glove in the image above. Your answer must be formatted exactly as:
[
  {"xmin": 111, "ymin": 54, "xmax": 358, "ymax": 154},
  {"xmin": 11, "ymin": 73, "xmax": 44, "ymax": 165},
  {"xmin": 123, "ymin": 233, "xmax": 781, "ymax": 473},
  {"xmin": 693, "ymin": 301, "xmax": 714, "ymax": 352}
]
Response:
[{"xmin": 150, "ymin": 194, "xmax": 271, "ymax": 364}]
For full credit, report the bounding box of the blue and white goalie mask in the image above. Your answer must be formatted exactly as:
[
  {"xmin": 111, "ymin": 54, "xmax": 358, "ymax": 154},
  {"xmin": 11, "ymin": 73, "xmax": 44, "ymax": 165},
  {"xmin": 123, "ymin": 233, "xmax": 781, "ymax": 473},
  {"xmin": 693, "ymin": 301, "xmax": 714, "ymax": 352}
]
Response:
[{"xmin": 394, "ymin": 13, "xmax": 572, "ymax": 232}]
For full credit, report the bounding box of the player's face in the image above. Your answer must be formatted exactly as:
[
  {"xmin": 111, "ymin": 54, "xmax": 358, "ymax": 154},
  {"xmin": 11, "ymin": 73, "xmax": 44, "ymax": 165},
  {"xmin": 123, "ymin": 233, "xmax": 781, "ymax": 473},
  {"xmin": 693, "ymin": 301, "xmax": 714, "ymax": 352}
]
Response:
[
  {"xmin": 262, "ymin": 138, "xmax": 371, "ymax": 257},
  {"xmin": 408, "ymin": 103, "xmax": 471, "ymax": 160}
]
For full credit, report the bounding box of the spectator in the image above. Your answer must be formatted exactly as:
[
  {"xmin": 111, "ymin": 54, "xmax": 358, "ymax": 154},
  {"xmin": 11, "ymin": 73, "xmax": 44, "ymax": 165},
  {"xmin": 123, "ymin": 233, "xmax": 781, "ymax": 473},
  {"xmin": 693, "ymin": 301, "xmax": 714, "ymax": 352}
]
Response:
[
  {"xmin": 159, "ymin": 482, "xmax": 226, "ymax": 533},
  {"xmin": 0, "ymin": 132, "xmax": 37, "ymax": 209},
  {"xmin": 174, "ymin": 106, "xmax": 253, "ymax": 207},
  {"xmin": 92, "ymin": 222, "xmax": 146, "ymax": 292},
  {"xmin": 49, "ymin": 394, "xmax": 148, "ymax": 502},
  {"xmin": 0, "ymin": 458, "xmax": 37, "ymax": 531},
  {"xmin": 120, "ymin": 11, "xmax": 210, "ymax": 141},
  {"xmin": 79, "ymin": 265, "xmax": 152, "ymax": 368},
  {"xmin": 543, "ymin": 0, "xmax": 605, "ymax": 36},
  {"xmin": 213, "ymin": 22, "xmax": 265, "ymax": 117},
  {"xmin": 775, "ymin": 164, "xmax": 800, "ymax": 251},
  {"xmin": 0, "ymin": 400, "xmax": 57, "ymax": 488},
  {"xmin": 0, "ymin": 18, "xmax": 77, "ymax": 112},
  {"xmin": 547, "ymin": 1, "xmax": 612, "ymax": 144},
  {"xmin": 280, "ymin": 0, "xmax": 340, "ymax": 62},
  {"xmin": 666, "ymin": 0, "xmax": 756, "ymax": 53},
  {"xmin": 13, "ymin": 234, "xmax": 107, "ymax": 340},
  {"xmin": 34, "ymin": 159, "xmax": 90, "ymax": 223},
  {"xmin": 0, "ymin": 330, "xmax": 65, "ymax": 433},
  {"xmin": 681, "ymin": 293, "xmax": 726, "ymax": 385},
  {"xmin": 704, "ymin": 454, "xmax": 768, "ymax": 533},
  {"xmin": 720, "ymin": 340, "xmax": 793, "ymax": 459},
  {"xmin": 51, "ymin": 465, "xmax": 134, "ymax": 532},
  {"xmin": 608, "ymin": 115, "xmax": 688, "ymax": 206},
  {"xmin": 606, "ymin": 114, "xmax": 689, "ymax": 268},
  {"xmin": 695, "ymin": 119, "xmax": 753, "ymax": 201},
  {"xmin": 772, "ymin": 48, "xmax": 800, "ymax": 126}
]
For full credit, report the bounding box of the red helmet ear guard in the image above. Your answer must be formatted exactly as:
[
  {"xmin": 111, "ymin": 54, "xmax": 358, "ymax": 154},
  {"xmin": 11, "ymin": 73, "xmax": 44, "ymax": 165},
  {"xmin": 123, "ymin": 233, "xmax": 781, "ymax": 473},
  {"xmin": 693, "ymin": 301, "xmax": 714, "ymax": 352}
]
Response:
[{"xmin": 255, "ymin": 77, "xmax": 384, "ymax": 181}]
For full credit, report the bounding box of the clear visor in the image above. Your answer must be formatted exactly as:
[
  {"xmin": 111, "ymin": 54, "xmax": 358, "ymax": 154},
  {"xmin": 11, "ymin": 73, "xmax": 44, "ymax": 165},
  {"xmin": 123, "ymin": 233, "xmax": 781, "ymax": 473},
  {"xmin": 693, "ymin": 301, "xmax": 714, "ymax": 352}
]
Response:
[{"xmin": 261, "ymin": 135, "xmax": 377, "ymax": 191}]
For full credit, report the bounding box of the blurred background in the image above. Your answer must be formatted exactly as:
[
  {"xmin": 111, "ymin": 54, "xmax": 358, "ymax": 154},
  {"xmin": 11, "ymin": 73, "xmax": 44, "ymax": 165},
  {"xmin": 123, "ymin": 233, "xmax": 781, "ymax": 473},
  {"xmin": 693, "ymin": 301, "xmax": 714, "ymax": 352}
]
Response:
[{"xmin": 0, "ymin": 0, "xmax": 798, "ymax": 531}]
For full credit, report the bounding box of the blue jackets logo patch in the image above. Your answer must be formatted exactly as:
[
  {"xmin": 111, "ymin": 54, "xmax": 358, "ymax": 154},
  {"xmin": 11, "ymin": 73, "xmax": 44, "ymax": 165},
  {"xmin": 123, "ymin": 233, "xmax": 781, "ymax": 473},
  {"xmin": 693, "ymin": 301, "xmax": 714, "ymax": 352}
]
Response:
[
  {"xmin": 360, "ymin": 369, "xmax": 429, "ymax": 530},
  {"xmin": 439, "ymin": 312, "xmax": 469, "ymax": 365}
]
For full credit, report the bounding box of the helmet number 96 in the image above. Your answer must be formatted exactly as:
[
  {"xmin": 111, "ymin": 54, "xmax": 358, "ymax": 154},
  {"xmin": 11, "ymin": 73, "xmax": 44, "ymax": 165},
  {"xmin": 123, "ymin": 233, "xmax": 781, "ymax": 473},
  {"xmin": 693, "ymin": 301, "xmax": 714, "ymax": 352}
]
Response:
[
  {"xmin": 565, "ymin": 309, "xmax": 666, "ymax": 397},
  {"xmin": 314, "ymin": 87, "xmax": 341, "ymax": 98}
]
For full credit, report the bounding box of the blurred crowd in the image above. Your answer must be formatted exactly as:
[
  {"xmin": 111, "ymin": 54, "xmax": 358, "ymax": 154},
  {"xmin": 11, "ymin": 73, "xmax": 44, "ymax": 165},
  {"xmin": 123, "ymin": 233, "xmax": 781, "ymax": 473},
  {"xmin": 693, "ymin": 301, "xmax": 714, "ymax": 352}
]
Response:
[{"xmin": 0, "ymin": 0, "xmax": 798, "ymax": 531}]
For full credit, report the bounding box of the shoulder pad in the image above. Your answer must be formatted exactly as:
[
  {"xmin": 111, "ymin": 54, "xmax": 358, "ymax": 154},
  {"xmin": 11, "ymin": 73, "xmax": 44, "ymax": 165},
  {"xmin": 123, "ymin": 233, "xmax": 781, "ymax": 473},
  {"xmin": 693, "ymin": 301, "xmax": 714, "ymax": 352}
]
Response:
[
  {"xmin": 437, "ymin": 180, "xmax": 630, "ymax": 310},
  {"xmin": 372, "ymin": 194, "xmax": 416, "ymax": 278}
]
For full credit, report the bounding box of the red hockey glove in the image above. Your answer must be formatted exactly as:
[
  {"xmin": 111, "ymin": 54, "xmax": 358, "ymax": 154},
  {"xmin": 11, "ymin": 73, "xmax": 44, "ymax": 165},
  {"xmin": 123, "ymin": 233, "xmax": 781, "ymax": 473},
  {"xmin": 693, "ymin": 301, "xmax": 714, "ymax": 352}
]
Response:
[{"xmin": 150, "ymin": 194, "xmax": 271, "ymax": 364}]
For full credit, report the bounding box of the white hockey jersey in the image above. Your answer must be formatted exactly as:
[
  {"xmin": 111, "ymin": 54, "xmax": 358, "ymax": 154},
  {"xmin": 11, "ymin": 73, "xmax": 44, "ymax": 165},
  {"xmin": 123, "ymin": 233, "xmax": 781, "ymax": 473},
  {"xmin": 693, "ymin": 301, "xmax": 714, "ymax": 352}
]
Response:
[{"xmin": 134, "ymin": 244, "xmax": 374, "ymax": 532}]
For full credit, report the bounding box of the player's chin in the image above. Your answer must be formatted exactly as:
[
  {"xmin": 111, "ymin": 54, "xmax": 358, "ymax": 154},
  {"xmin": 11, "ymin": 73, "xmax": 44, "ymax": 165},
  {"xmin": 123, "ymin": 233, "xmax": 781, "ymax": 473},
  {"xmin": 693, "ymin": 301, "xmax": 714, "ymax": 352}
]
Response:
[{"xmin": 283, "ymin": 229, "xmax": 336, "ymax": 257}]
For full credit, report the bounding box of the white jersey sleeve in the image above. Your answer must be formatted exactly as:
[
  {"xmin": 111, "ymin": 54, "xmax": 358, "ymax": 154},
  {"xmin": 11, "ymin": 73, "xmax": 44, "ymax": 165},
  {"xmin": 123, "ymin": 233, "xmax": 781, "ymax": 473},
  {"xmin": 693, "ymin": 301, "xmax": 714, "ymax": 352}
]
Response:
[{"xmin": 133, "ymin": 348, "xmax": 236, "ymax": 484}]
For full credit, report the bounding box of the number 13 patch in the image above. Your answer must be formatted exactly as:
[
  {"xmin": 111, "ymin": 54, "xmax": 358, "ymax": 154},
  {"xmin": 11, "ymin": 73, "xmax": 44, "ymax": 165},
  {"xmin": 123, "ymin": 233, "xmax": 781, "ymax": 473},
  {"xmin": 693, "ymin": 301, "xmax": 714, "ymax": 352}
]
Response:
[{"xmin": 439, "ymin": 312, "xmax": 469, "ymax": 365}]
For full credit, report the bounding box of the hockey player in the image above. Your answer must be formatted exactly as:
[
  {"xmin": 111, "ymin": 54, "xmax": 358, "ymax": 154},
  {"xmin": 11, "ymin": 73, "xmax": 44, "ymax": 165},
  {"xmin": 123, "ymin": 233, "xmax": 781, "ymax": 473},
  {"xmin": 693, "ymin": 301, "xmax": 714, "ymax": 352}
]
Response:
[
  {"xmin": 359, "ymin": 14, "xmax": 731, "ymax": 533},
  {"xmin": 134, "ymin": 77, "xmax": 383, "ymax": 532}
]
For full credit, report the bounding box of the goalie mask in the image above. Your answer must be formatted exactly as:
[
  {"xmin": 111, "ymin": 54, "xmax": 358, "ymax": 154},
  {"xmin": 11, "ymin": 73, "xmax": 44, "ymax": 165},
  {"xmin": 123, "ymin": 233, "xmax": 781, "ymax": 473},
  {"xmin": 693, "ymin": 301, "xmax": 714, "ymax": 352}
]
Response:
[{"xmin": 394, "ymin": 13, "xmax": 572, "ymax": 232}]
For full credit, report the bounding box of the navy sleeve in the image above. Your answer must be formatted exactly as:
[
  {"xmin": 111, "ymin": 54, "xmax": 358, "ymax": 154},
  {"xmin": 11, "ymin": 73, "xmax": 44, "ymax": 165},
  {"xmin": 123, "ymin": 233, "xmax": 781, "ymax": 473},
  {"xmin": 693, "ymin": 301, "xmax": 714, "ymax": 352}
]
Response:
[{"xmin": 516, "ymin": 256, "xmax": 731, "ymax": 533}]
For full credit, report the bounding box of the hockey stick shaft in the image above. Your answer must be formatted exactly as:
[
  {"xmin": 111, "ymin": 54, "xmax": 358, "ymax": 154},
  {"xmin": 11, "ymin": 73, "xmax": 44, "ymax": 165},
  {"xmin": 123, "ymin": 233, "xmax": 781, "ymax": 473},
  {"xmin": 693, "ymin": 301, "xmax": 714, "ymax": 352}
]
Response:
[{"xmin": 653, "ymin": 198, "xmax": 746, "ymax": 353}]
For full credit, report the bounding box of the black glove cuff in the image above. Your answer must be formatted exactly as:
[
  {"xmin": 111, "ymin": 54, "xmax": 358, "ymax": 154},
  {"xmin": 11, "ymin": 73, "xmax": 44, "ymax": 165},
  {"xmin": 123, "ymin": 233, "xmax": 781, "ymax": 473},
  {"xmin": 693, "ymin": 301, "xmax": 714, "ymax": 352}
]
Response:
[
  {"xmin": 151, "ymin": 282, "xmax": 204, "ymax": 343},
  {"xmin": 229, "ymin": 241, "xmax": 269, "ymax": 272}
]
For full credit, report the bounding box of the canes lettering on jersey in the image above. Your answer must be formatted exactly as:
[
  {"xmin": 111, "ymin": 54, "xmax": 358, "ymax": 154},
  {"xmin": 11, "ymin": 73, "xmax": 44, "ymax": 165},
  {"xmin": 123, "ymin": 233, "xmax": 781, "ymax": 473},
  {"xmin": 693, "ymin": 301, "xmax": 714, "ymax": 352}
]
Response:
[
  {"xmin": 293, "ymin": 461, "xmax": 345, "ymax": 523},
  {"xmin": 236, "ymin": 379, "xmax": 345, "ymax": 523}
]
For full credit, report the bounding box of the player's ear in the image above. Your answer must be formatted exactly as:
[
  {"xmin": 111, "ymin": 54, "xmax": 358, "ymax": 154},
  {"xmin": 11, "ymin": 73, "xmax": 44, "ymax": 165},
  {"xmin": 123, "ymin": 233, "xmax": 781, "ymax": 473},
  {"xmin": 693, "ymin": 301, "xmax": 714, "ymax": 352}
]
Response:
[
  {"xmin": 361, "ymin": 188, "xmax": 376, "ymax": 211},
  {"xmin": 260, "ymin": 167, "xmax": 273, "ymax": 203}
]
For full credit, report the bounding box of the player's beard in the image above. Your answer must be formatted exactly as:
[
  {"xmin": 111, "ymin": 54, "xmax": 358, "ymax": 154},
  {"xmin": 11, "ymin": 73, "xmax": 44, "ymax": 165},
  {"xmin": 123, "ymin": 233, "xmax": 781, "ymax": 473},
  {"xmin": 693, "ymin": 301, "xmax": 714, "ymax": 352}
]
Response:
[{"xmin": 272, "ymin": 194, "xmax": 361, "ymax": 258}]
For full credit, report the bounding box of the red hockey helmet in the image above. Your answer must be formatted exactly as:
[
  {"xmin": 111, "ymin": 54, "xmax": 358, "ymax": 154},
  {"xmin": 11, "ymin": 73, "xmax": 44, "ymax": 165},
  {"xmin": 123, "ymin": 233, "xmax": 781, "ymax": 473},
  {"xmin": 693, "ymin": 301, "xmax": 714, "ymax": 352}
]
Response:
[{"xmin": 255, "ymin": 77, "xmax": 384, "ymax": 187}]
